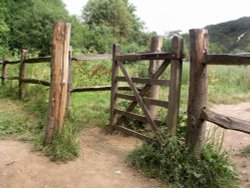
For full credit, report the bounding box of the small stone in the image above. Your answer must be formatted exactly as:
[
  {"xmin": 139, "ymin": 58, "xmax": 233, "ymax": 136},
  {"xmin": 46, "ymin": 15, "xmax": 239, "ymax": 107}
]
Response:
[{"xmin": 114, "ymin": 170, "xmax": 122, "ymax": 175}]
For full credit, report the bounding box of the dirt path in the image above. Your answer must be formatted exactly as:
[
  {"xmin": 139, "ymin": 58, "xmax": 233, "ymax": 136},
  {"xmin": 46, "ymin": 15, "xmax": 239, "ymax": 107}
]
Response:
[{"xmin": 0, "ymin": 102, "xmax": 249, "ymax": 188}]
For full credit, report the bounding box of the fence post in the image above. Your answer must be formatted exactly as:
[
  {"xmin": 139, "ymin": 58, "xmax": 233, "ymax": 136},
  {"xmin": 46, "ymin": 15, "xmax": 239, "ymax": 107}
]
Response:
[
  {"xmin": 1, "ymin": 55, "xmax": 8, "ymax": 85},
  {"xmin": 148, "ymin": 36, "xmax": 164, "ymax": 119},
  {"xmin": 19, "ymin": 50, "xmax": 28, "ymax": 99},
  {"xmin": 186, "ymin": 29, "xmax": 209, "ymax": 152},
  {"xmin": 166, "ymin": 36, "xmax": 183, "ymax": 134},
  {"xmin": 110, "ymin": 44, "xmax": 120, "ymax": 128},
  {"xmin": 44, "ymin": 22, "xmax": 71, "ymax": 145},
  {"xmin": 66, "ymin": 46, "xmax": 73, "ymax": 114}
]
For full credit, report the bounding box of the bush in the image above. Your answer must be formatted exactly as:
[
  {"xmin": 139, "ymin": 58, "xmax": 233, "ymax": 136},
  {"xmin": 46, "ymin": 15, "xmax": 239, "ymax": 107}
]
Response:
[{"xmin": 126, "ymin": 127, "xmax": 237, "ymax": 188}]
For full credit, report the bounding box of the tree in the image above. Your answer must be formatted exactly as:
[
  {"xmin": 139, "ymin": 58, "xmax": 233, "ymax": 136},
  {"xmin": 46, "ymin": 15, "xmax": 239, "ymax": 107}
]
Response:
[
  {"xmin": 0, "ymin": 0, "xmax": 9, "ymax": 55},
  {"xmin": 4, "ymin": 0, "xmax": 69, "ymax": 55},
  {"xmin": 82, "ymin": 0, "xmax": 133, "ymax": 39}
]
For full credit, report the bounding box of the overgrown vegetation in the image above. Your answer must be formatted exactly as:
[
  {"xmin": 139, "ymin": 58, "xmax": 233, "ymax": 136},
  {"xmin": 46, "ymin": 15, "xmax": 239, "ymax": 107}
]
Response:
[{"xmin": 126, "ymin": 126, "xmax": 237, "ymax": 188}]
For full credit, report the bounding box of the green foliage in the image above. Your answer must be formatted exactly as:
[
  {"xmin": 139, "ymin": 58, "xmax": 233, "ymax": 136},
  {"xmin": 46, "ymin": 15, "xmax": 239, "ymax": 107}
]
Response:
[
  {"xmin": 82, "ymin": 0, "xmax": 133, "ymax": 39},
  {"xmin": 4, "ymin": 0, "xmax": 69, "ymax": 55},
  {"xmin": 126, "ymin": 127, "xmax": 237, "ymax": 188}
]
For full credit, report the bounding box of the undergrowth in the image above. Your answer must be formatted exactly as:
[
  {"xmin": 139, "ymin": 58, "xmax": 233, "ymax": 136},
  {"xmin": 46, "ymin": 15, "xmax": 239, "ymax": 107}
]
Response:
[{"xmin": 126, "ymin": 127, "xmax": 237, "ymax": 188}]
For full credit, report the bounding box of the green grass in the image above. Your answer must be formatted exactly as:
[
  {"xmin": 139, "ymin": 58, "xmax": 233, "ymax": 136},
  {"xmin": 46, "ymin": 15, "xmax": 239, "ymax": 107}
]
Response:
[
  {"xmin": 0, "ymin": 59, "xmax": 249, "ymax": 163},
  {"xmin": 126, "ymin": 127, "xmax": 237, "ymax": 188}
]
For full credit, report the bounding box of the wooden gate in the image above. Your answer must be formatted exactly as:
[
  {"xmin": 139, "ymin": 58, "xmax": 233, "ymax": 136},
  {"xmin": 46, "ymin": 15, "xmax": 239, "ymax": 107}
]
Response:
[{"xmin": 110, "ymin": 36, "xmax": 183, "ymax": 144}]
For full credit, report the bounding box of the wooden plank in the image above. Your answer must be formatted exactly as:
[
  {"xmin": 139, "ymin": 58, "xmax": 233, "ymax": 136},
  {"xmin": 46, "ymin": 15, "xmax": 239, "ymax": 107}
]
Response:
[
  {"xmin": 19, "ymin": 50, "xmax": 27, "ymax": 99},
  {"xmin": 113, "ymin": 125, "xmax": 155, "ymax": 143},
  {"xmin": 22, "ymin": 78, "xmax": 50, "ymax": 86},
  {"xmin": 115, "ymin": 52, "xmax": 179, "ymax": 61},
  {"xmin": 166, "ymin": 36, "xmax": 183, "ymax": 134},
  {"xmin": 186, "ymin": 29, "xmax": 209, "ymax": 151},
  {"xmin": 110, "ymin": 44, "xmax": 120, "ymax": 127},
  {"xmin": 201, "ymin": 108, "xmax": 250, "ymax": 134},
  {"xmin": 117, "ymin": 76, "xmax": 170, "ymax": 86},
  {"xmin": 115, "ymin": 109, "xmax": 162, "ymax": 125},
  {"xmin": 72, "ymin": 54, "xmax": 111, "ymax": 61},
  {"xmin": 116, "ymin": 93, "xmax": 169, "ymax": 108},
  {"xmin": 24, "ymin": 57, "xmax": 51, "ymax": 64},
  {"xmin": 117, "ymin": 61, "xmax": 164, "ymax": 144},
  {"xmin": 5, "ymin": 57, "xmax": 51, "ymax": 65},
  {"xmin": 45, "ymin": 22, "xmax": 71, "ymax": 145},
  {"xmin": 5, "ymin": 60, "xmax": 20, "ymax": 65},
  {"xmin": 204, "ymin": 54, "xmax": 250, "ymax": 65},
  {"xmin": 71, "ymin": 86, "xmax": 136, "ymax": 93},
  {"xmin": 116, "ymin": 59, "xmax": 171, "ymax": 125}
]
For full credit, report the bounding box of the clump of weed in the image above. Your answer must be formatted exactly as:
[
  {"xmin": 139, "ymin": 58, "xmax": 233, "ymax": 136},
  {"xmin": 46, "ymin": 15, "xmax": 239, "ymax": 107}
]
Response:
[
  {"xmin": 33, "ymin": 123, "xmax": 80, "ymax": 162},
  {"xmin": 126, "ymin": 126, "xmax": 237, "ymax": 188}
]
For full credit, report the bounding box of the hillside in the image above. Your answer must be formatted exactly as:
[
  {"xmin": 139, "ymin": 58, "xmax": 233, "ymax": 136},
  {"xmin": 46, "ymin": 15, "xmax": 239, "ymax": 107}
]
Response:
[{"xmin": 206, "ymin": 17, "xmax": 250, "ymax": 53}]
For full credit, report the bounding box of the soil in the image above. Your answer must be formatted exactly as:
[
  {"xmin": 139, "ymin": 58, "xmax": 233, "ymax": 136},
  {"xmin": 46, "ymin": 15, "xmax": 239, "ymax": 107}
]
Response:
[{"xmin": 0, "ymin": 102, "xmax": 250, "ymax": 188}]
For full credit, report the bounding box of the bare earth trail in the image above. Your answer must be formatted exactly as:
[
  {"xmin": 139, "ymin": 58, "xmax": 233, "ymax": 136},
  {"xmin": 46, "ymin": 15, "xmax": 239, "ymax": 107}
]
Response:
[{"xmin": 0, "ymin": 102, "xmax": 250, "ymax": 188}]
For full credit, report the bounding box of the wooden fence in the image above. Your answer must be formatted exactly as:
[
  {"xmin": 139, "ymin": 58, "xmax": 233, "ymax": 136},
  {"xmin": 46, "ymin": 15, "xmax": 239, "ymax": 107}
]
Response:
[
  {"xmin": 186, "ymin": 29, "xmax": 250, "ymax": 151},
  {"xmin": 110, "ymin": 36, "xmax": 183, "ymax": 144}
]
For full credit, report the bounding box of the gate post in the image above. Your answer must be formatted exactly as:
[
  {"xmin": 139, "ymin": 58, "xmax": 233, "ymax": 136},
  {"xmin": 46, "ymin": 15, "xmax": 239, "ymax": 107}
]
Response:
[
  {"xmin": 186, "ymin": 29, "xmax": 209, "ymax": 152},
  {"xmin": 166, "ymin": 36, "xmax": 183, "ymax": 134},
  {"xmin": 1, "ymin": 55, "xmax": 8, "ymax": 85},
  {"xmin": 19, "ymin": 49, "xmax": 28, "ymax": 99},
  {"xmin": 148, "ymin": 36, "xmax": 164, "ymax": 119},
  {"xmin": 44, "ymin": 22, "xmax": 71, "ymax": 145}
]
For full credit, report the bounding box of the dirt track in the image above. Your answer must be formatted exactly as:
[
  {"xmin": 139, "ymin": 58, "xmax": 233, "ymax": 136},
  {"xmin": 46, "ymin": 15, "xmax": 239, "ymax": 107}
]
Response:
[{"xmin": 0, "ymin": 102, "xmax": 250, "ymax": 188}]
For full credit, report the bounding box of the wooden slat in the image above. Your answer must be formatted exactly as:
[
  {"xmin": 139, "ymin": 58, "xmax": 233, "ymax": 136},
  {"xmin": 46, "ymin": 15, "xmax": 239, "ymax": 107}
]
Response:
[
  {"xmin": 117, "ymin": 61, "xmax": 164, "ymax": 144},
  {"xmin": 5, "ymin": 57, "xmax": 51, "ymax": 65},
  {"xmin": 24, "ymin": 57, "xmax": 51, "ymax": 64},
  {"xmin": 72, "ymin": 54, "xmax": 111, "ymax": 61},
  {"xmin": 22, "ymin": 78, "xmax": 50, "ymax": 87},
  {"xmin": 115, "ymin": 109, "xmax": 162, "ymax": 125},
  {"xmin": 7, "ymin": 76, "xmax": 19, "ymax": 80},
  {"xmin": 115, "ymin": 52, "xmax": 179, "ymax": 61},
  {"xmin": 116, "ymin": 59, "xmax": 171, "ymax": 125},
  {"xmin": 204, "ymin": 54, "xmax": 250, "ymax": 65},
  {"xmin": 5, "ymin": 60, "xmax": 20, "ymax": 65},
  {"xmin": 117, "ymin": 76, "xmax": 170, "ymax": 86},
  {"xmin": 71, "ymin": 86, "xmax": 135, "ymax": 92},
  {"xmin": 116, "ymin": 93, "xmax": 168, "ymax": 108},
  {"xmin": 113, "ymin": 125, "xmax": 155, "ymax": 143},
  {"xmin": 201, "ymin": 108, "xmax": 250, "ymax": 134}
]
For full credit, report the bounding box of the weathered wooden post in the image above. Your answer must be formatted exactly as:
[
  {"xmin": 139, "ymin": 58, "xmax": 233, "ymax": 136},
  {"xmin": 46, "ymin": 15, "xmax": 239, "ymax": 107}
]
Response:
[
  {"xmin": 19, "ymin": 50, "xmax": 28, "ymax": 99},
  {"xmin": 1, "ymin": 55, "xmax": 8, "ymax": 85},
  {"xmin": 186, "ymin": 29, "xmax": 209, "ymax": 152},
  {"xmin": 110, "ymin": 44, "xmax": 120, "ymax": 128},
  {"xmin": 148, "ymin": 36, "xmax": 164, "ymax": 119},
  {"xmin": 66, "ymin": 46, "xmax": 73, "ymax": 114},
  {"xmin": 166, "ymin": 36, "xmax": 183, "ymax": 134},
  {"xmin": 44, "ymin": 22, "xmax": 71, "ymax": 145}
]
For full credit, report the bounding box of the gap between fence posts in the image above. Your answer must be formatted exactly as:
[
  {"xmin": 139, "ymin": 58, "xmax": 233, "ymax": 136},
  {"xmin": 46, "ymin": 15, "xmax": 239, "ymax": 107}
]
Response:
[
  {"xmin": 148, "ymin": 36, "xmax": 164, "ymax": 120},
  {"xmin": 44, "ymin": 22, "xmax": 71, "ymax": 146},
  {"xmin": 19, "ymin": 50, "xmax": 28, "ymax": 99},
  {"xmin": 186, "ymin": 29, "xmax": 209, "ymax": 152},
  {"xmin": 166, "ymin": 36, "xmax": 183, "ymax": 134}
]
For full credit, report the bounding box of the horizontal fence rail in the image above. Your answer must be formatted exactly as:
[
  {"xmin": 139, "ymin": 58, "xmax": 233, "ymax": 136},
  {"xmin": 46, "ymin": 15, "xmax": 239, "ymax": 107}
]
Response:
[
  {"xmin": 201, "ymin": 108, "xmax": 250, "ymax": 134},
  {"xmin": 203, "ymin": 54, "xmax": 250, "ymax": 65}
]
